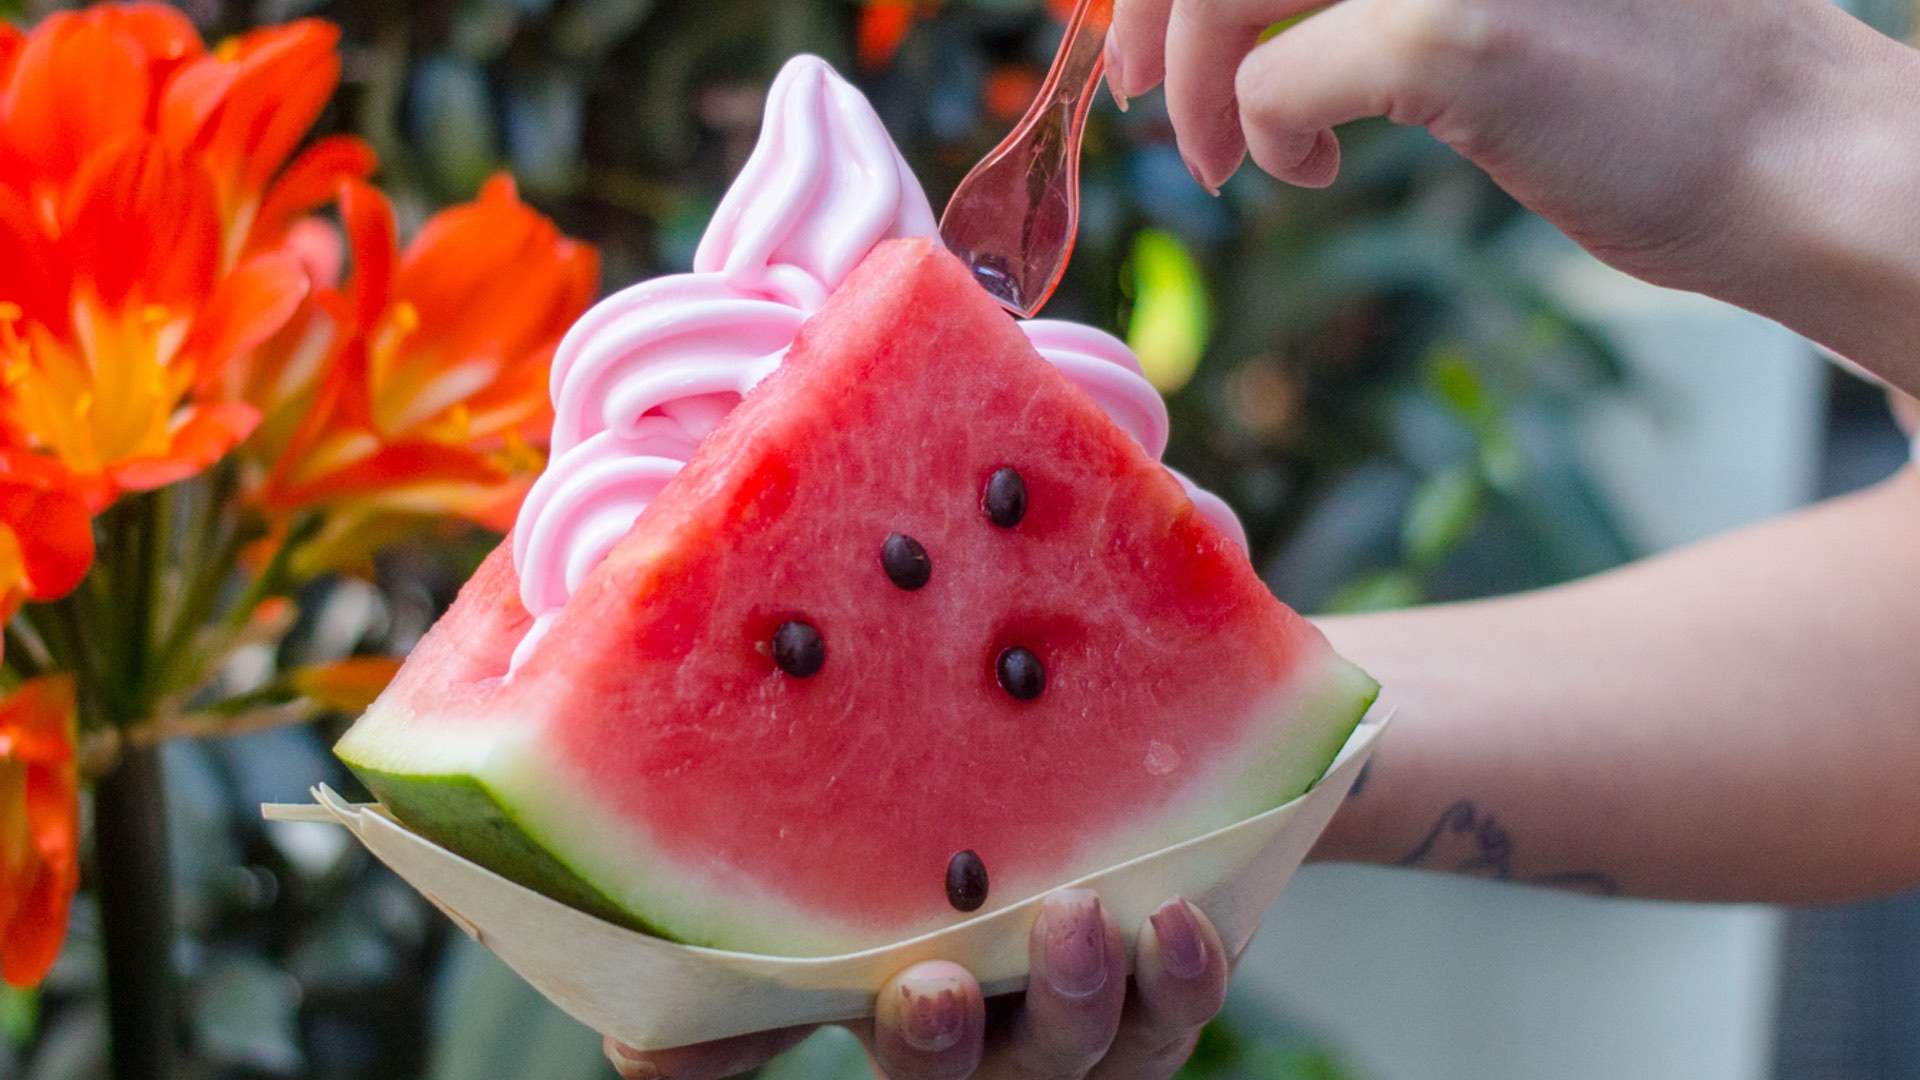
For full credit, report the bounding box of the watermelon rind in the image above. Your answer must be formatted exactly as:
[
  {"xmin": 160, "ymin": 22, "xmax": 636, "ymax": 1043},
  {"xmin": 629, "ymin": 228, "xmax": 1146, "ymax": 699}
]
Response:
[
  {"xmin": 292, "ymin": 693, "xmax": 1393, "ymax": 1052},
  {"xmin": 336, "ymin": 654, "xmax": 1377, "ymax": 954}
]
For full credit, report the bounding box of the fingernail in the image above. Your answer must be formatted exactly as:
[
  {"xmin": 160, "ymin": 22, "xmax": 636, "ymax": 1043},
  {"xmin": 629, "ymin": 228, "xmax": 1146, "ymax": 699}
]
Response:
[
  {"xmin": 609, "ymin": 1044, "xmax": 660, "ymax": 1079},
  {"xmin": 1042, "ymin": 890, "xmax": 1109, "ymax": 998},
  {"xmin": 899, "ymin": 980, "xmax": 966, "ymax": 1053},
  {"xmin": 1281, "ymin": 131, "xmax": 1323, "ymax": 177},
  {"xmin": 1181, "ymin": 154, "xmax": 1221, "ymax": 197},
  {"xmin": 1151, "ymin": 899, "xmax": 1208, "ymax": 980},
  {"xmin": 1103, "ymin": 39, "xmax": 1128, "ymax": 111}
]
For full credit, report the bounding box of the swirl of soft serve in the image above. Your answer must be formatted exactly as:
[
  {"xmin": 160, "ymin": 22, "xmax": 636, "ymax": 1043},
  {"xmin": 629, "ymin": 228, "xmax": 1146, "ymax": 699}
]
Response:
[{"xmin": 510, "ymin": 54, "xmax": 1245, "ymax": 670}]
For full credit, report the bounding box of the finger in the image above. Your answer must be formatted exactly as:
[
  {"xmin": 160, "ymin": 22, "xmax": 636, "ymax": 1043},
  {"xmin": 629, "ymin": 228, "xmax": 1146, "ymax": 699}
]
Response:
[
  {"xmin": 1236, "ymin": 0, "xmax": 1439, "ymax": 185},
  {"xmin": 604, "ymin": 1026, "xmax": 816, "ymax": 1080},
  {"xmin": 1107, "ymin": 0, "xmax": 1175, "ymax": 104},
  {"xmin": 984, "ymin": 889, "xmax": 1128, "ymax": 1078},
  {"xmin": 1087, "ymin": 899, "xmax": 1229, "ymax": 1080},
  {"xmin": 1165, "ymin": 0, "xmax": 1326, "ymax": 190},
  {"xmin": 872, "ymin": 960, "xmax": 988, "ymax": 1079}
]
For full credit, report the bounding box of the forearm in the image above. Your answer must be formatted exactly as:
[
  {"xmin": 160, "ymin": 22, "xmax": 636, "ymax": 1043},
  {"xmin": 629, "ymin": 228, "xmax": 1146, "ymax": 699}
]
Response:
[
  {"xmin": 1727, "ymin": 9, "xmax": 1920, "ymax": 394},
  {"xmin": 1311, "ymin": 468, "xmax": 1920, "ymax": 903}
]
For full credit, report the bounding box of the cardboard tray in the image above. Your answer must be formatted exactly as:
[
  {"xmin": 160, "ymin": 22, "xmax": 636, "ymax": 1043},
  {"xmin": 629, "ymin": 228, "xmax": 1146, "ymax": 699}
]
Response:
[{"xmin": 263, "ymin": 692, "xmax": 1393, "ymax": 1050}]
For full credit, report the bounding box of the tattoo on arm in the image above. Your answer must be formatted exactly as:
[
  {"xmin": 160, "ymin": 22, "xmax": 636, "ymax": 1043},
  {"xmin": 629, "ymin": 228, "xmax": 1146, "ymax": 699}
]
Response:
[{"xmin": 1396, "ymin": 800, "xmax": 1620, "ymax": 896}]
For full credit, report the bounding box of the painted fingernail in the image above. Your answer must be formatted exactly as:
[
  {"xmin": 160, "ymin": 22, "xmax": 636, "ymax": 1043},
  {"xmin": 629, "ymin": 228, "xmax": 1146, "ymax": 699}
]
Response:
[
  {"xmin": 1151, "ymin": 899, "xmax": 1208, "ymax": 980},
  {"xmin": 1181, "ymin": 154, "xmax": 1221, "ymax": 197},
  {"xmin": 900, "ymin": 980, "xmax": 966, "ymax": 1053},
  {"xmin": 1042, "ymin": 890, "xmax": 1109, "ymax": 998},
  {"xmin": 1104, "ymin": 39, "xmax": 1128, "ymax": 111}
]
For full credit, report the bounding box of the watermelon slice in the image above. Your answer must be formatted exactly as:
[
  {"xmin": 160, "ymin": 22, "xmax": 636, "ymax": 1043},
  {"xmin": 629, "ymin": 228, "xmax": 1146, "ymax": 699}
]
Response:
[{"xmin": 336, "ymin": 239, "xmax": 1377, "ymax": 956}]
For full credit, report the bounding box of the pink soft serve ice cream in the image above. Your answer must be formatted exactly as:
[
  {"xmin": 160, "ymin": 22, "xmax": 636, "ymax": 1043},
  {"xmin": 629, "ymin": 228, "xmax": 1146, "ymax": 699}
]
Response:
[{"xmin": 511, "ymin": 54, "xmax": 1242, "ymax": 669}]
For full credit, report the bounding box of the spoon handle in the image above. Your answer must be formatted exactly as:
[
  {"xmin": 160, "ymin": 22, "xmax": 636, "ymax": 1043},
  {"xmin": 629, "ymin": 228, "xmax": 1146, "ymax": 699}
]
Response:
[{"xmin": 939, "ymin": 0, "xmax": 1114, "ymax": 318}]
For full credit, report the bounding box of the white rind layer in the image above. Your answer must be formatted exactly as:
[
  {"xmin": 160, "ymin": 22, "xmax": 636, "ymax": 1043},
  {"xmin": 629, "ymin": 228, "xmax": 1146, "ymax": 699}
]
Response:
[{"xmin": 335, "ymin": 645, "xmax": 1377, "ymax": 956}]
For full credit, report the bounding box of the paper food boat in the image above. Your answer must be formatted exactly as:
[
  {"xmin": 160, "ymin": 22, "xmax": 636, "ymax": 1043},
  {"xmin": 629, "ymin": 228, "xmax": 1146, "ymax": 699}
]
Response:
[{"xmin": 263, "ymin": 692, "xmax": 1392, "ymax": 1050}]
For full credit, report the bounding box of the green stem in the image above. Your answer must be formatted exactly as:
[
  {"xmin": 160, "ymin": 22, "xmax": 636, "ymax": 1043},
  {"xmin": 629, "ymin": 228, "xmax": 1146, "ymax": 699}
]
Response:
[
  {"xmin": 4, "ymin": 620, "xmax": 47, "ymax": 680},
  {"xmin": 152, "ymin": 472, "xmax": 256, "ymax": 698},
  {"xmin": 93, "ymin": 744, "xmax": 179, "ymax": 1078},
  {"xmin": 85, "ymin": 486, "xmax": 189, "ymax": 1080},
  {"xmin": 28, "ymin": 595, "xmax": 97, "ymax": 705},
  {"xmin": 217, "ymin": 511, "xmax": 321, "ymax": 637},
  {"xmin": 171, "ymin": 464, "xmax": 236, "ymax": 624},
  {"xmin": 123, "ymin": 489, "xmax": 166, "ymax": 711}
]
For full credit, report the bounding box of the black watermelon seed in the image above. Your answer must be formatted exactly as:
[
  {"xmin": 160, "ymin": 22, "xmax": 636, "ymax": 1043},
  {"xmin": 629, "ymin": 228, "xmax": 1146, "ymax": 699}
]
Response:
[
  {"xmin": 946, "ymin": 849, "xmax": 989, "ymax": 912},
  {"xmin": 880, "ymin": 532, "xmax": 932, "ymax": 590},
  {"xmin": 996, "ymin": 646, "xmax": 1045, "ymax": 701},
  {"xmin": 772, "ymin": 620, "xmax": 825, "ymax": 677},
  {"xmin": 983, "ymin": 467, "xmax": 1027, "ymax": 528}
]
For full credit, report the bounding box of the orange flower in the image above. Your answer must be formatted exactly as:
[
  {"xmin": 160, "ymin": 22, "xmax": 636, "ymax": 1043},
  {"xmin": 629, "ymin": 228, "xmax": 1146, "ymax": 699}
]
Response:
[
  {"xmin": 0, "ymin": 674, "xmax": 79, "ymax": 988},
  {"xmin": 0, "ymin": 6, "xmax": 372, "ymax": 255},
  {"xmin": 0, "ymin": 5, "xmax": 372, "ymax": 507},
  {"xmin": 254, "ymin": 175, "xmax": 597, "ymax": 528},
  {"xmin": 857, "ymin": 0, "xmax": 1085, "ymax": 69},
  {"xmin": 155, "ymin": 17, "xmax": 374, "ymax": 260},
  {"xmin": 857, "ymin": 0, "xmax": 917, "ymax": 69},
  {"xmin": 0, "ymin": 137, "xmax": 304, "ymax": 504},
  {"xmin": 289, "ymin": 656, "xmax": 402, "ymax": 712},
  {"xmin": 0, "ymin": 453, "xmax": 93, "ymax": 626},
  {"xmin": 984, "ymin": 64, "xmax": 1044, "ymax": 121}
]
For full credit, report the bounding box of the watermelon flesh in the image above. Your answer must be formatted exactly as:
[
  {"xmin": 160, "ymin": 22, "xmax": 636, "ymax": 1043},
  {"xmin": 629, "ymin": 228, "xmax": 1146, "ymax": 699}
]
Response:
[{"xmin": 336, "ymin": 240, "xmax": 1377, "ymax": 956}]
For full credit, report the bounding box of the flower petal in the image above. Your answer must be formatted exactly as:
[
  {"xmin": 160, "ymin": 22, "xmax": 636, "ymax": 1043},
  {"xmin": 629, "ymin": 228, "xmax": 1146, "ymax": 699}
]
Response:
[
  {"xmin": 154, "ymin": 57, "xmax": 238, "ymax": 158},
  {"xmin": 0, "ymin": 674, "xmax": 77, "ymax": 990},
  {"xmin": 97, "ymin": 4, "xmax": 203, "ymax": 71},
  {"xmin": 857, "ymin": 0, "xmax": 915, "ymax": 70},
  {"xmin": 288, "ymin": 656, "xmax": 402, "ymax": 712},
  {"xmin": 340, "ymin": 178, "xmax": 397, "ymax": 333},
  {"xmin": 0, "ymin": 12, "xmax": 152, "ymax": 184},
  {"xmin": 0, "ymin": 24, "xmax": 24, "ymax": 84},
  {"xmin": 160, "ymin": 20, "xmax": 342, "ymax": 219},
  {"xmin": 0, "ymin": 677, "xmax": 76, "ymax": 767},
  {"xmin": 0, "ymin": 476, "xmax": 93, "ymax": 604},
  {"xmin": 268, "ymin": 440, "xmax": 504, "ymax": 510},
  {"xmin": 0, "ymin": 185, "xmax": 65, "ymax": 333},
  {"xmin": 59, "ymin": 134, "xmax": 220, "ymax": 312},
  {"xmin": 1, "ymin": 844, "xmax": 76, "ymax": 988},
  {"xmin": 105, "ymin": 401, "xmax": 259, "ymax": 493},
  {"xmin": 250, "ymin": 135, "xmax": 377, "ymax": 253},
  {"xmin": 184, "ymin": 251, "xmax": 310, "ymax": 393}
]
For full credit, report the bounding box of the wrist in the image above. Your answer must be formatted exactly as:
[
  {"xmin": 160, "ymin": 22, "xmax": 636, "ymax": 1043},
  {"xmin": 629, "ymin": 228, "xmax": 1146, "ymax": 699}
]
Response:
[{"xmin": 1733, "ymin": 15, "xmax": 1920, "ymax": 391}]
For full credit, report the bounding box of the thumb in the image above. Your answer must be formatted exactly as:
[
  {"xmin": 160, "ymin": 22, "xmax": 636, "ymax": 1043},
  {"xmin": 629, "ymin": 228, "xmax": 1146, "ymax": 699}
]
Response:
[{"xmin": 604, "ymin": 1026, "xmax": 816, "ymax": 1079}]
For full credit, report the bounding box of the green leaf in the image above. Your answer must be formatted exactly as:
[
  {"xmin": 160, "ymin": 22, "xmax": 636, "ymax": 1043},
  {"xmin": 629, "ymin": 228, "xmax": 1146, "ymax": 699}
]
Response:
[
  {"xmin": 1426, "ymin": 347, "xmax": 1492, "ymax": 428},
  {"xmin": 1259, "ymin": 8, "xmax": 1325, "ymax": 41},
  {"xmin": 1251, "ymin": 1046, "xmax": 1360, "ymax": 1080},
  {"xmin": 411, "ymin": 56, "xmax": 501, "ymax": 195},
  {"xmin": 1126, "ymin": 228, "xmax": 1211, "ymax": 393},
  {"xmin": 1325, "ymin": 568, "xmax": 1424, "ymax": 614},
  {"xmin": 1402, "ymin": 463, "xmax": 1481, "ymax": 567},
  {"xmin": 506, "ymin": 68, "xmax": 586, "ymax": 197},
  {"xmin": 1179, "ymin": 1018, "xmax": 1245, "ymax": 1074},
  {"xmin": 553, "ymin": 0, "xmax": 657, "ymax": 59},
  {"xmin": 449, "ymin": 0, "xmax": 521, "ymax": 61},
  {"xmin": 1478, "ymin": 429, "xmax": 1526, "ymax": 493}
]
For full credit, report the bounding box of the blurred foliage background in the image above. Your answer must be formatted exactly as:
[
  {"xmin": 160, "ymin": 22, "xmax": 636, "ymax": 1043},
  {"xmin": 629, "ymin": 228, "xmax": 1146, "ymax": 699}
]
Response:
[
  {"xmin": 16, "ymin": 0, "xmax": 1901, "ymax": 1077},
  {"xmin": 0, "ymin": 1, "xmax": 1639, "ymax": 1077}
]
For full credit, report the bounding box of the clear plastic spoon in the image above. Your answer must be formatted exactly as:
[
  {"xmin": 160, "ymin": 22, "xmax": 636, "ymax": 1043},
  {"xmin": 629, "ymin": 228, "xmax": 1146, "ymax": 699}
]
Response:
[{"xmin": 939, "ymin": 0, "xmax": 1114, "ymax": 318}]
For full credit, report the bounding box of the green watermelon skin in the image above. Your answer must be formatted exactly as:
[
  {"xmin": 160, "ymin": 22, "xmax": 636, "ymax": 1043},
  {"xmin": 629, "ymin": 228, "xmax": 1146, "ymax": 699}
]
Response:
[{"xmin": 338, "ymin": 239, "xmax": 1377, "ymax": 956}]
